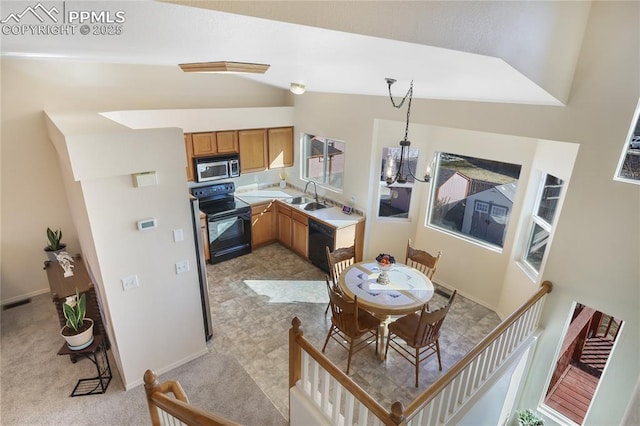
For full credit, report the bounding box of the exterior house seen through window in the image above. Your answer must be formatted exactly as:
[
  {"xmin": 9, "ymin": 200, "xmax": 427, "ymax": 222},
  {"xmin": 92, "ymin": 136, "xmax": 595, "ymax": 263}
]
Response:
[
  {"xmin": 301, "ymin": 134, "xmax": 345, "ymax": 191},
  {"xmin": 428, "ymin": 152, "xmax": 522, "ymax": 249},
  {"xmin": 523, "ymin": 173, "xmax": 564, "ymax": 273}
]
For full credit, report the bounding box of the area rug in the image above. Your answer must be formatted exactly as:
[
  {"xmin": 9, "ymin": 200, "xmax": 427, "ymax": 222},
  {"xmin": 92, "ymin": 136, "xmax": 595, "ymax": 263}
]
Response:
[{"xmin": 244, "ymin": 279, "xmax": 329, "ymax": 304}]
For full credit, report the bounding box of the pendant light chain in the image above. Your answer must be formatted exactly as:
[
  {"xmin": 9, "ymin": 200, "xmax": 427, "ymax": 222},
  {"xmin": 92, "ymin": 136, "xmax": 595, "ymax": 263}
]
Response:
[
  {"xmin": 385, "ymin": 79, "xmax": 431, "ymax": 185},
  {"xmin": 387, "ymin": 80, "xmax": 414, "ymax": 142}
]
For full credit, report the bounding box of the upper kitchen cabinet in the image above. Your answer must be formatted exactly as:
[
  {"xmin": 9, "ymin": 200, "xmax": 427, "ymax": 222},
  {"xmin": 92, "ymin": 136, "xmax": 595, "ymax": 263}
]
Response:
[
  {"xmin": 192, "ymin": 132, "xmax": 217, "ymax": 156},
  {"xmin": 268, "ymin": 127, "xmax": 294, "ymax": 169},
  {"xmin": 216, "ymin": 130, "xmax": 239, "ymax": 154},
  {"xmin": 191, "ymin": 131, "xmax": 239, "ymax": 157},
  {"xmin": 239, "ymin": 129, "xmax": 268, "ymax": 173}
]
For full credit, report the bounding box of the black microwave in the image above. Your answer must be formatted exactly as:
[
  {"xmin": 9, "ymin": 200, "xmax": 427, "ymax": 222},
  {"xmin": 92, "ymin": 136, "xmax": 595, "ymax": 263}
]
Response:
[{"xmin": 195, "ymin": 154, "xmax": 240, "ymax": 183}]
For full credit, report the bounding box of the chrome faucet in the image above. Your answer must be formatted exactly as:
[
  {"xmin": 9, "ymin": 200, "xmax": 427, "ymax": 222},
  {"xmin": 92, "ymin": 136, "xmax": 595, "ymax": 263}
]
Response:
[{"xmin": 304, "ymin": 180, "xmax": 318, "ymax": 203}]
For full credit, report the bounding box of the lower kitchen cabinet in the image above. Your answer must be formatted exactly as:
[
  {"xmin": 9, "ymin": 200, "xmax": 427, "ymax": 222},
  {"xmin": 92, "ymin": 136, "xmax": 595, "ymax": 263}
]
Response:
[
  {"xmin": 291, "ymin": 210, "xmax": 308, "ymax": 258},
  {"xmin": 251, "ymin": 201, "xmax": 276, "ymax": 248},
  {"xmin": 277, "ymin": 203, "xmax": 292, "ymax": 248}
]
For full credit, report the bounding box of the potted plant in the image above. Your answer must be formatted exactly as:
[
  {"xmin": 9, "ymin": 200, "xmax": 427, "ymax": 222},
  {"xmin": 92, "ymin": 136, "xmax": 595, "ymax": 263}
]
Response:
[
  {"xmin": 45, "ymin": 227, "xmax": 67, "ymax": 262},
  {"xmin": 60, "ymin": 289, "xmax": 94, "ymax": 350},
  {"xmin": 516, "ymin": 409, "xmax": 544, "ymax": 426}
]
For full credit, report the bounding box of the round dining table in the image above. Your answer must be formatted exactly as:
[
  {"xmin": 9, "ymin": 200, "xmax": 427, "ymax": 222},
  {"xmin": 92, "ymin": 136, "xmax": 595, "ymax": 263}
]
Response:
[{"xmin": 338, "ymin": 261, "xmax": 435, "ymax": 357}]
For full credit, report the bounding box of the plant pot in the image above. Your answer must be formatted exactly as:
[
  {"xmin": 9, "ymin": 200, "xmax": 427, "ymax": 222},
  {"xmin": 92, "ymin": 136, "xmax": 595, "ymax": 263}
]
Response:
[
  {"xmin": 61, "ymin": 318, "xmax": 94, "ymax": 350},
  {"xmin": 45, "ymin": 244, "xmax": 67, "ymax": 262}
]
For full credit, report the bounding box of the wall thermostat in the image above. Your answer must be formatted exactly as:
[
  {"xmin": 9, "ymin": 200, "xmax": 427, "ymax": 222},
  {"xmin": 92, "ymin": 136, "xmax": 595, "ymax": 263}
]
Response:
[
  {"xmin": 137, "ymin": 218, "xmax": 157, "ymax": 231},
  {"xmin": 342, "ymin": 205, "xmax": 353, "ymax": 215}
]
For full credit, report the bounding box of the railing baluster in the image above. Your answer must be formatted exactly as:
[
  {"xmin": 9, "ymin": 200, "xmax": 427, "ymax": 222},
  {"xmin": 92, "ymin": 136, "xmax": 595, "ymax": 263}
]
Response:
[
  {"xmin": 331, "ymin": 376, "xmax": 341, "ymax": 424},
  {"xmin": 321, "ymin": 369, "xmax": 330, "ymax": 415},
  {"xmin": 301, "ymin": 351, "xmax": 310, "ymax": 394},
  {"xmin": 344, "ymin": 393, "xmax": 355, "ymax": 425},
  {"xmin": 358, "ymin": 402, "xmax": 368, "ymax": 426},
  {"xmin": 311, "ymin": 359, "xmax": 320, "ymax": 403}
]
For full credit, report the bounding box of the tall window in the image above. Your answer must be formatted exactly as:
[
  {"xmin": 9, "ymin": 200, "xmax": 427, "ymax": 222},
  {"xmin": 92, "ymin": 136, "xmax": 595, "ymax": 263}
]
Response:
[
  {"xmin": 523, "ymin": 174, "xmax": 564, "ymax": 273},
  {"xmin": 301, "ymin": 134, "xmax": 345, "ymax": 191},
  {"xmin": 428, "ymin": 152, "xmax": 522, "ymax": 249},
  {"xmin": 378, "ymin": 146, "xmax": 419, "ymax": 219}
]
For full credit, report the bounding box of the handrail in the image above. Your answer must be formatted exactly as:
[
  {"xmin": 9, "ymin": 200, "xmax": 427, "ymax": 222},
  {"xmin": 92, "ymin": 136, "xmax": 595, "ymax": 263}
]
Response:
[
  {"xmin": 144, "ymin": 369, "xmax": 240, "ymax": 426},
  {"xmin": 289, "ymin": 317, "xmax": 405, "ymax": 425},
  {"xmin": 404, "ymin": 280, "xmax": 552, "ymax": 415}
]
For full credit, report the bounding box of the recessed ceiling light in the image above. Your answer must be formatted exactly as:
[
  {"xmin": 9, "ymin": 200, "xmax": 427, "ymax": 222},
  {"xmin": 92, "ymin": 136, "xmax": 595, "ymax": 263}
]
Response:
[
  {"xmin": 290, "ymin": 82, "xmax": 305, "ymax": 95},
  {"xmin": 179, "ymin": 61, "xmax": 270, "ymax": 74}
]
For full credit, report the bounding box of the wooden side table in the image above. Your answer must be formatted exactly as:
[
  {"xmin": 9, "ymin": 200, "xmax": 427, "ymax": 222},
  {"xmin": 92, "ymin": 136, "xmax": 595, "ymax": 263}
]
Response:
[
  {"xmin": 44, "ymin": 255, "xmax": 110, "ymax": 359},
  {"xmin": 57, "ymin": 334, "xmax": 112, "ymax": 397}
]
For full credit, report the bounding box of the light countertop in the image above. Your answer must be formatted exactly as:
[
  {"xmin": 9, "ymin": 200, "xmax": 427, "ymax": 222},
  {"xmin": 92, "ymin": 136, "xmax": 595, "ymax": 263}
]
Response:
[{"xmin": 235, "ymin": 187, "xmax": 365, "ymax": 229}]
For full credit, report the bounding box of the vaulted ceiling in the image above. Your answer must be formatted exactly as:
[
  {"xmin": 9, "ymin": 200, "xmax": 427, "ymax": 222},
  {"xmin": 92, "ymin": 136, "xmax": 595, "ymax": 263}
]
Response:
[{"xmin": 1, "ymin": 1, "xmax": 592, "ymax": 104}]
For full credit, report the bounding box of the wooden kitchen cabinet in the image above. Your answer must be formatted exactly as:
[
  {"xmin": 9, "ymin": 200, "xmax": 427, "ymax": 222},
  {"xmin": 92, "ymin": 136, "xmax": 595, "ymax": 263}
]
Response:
[
  {"xmin": 192, "ymin": 132, "xmax": 217, "ymax": 156},
  {"xmin": 268, "ymin": 127, "xmax": 294, "ymax": 169},
  {"xmin": 239, "ymin": 129, "xmax": 268, "ymax": 173},
  {"xmin": 216, "ymin": 130, "xmax": 239, "ymax": 154},
  {"xmin": 185, "ymin": 134, "xmax": 195, "ymax": 182},
  {"xmin": 291, "ymin": 209, "xmax": 308, "ymax": 258},
  {"xmin": 277, "ymin": 203, "xmax": 292, "ymax": 248},
  {"xmin": 251, "ymin": 201, "xmax": 277, "ymax": 248}
]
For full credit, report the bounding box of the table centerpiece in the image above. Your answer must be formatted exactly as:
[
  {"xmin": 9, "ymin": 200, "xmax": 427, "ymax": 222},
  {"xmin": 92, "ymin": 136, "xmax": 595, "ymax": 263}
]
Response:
[{"xmin": 375, "ymin": 253, "xmax": 396, "ymax": 284}]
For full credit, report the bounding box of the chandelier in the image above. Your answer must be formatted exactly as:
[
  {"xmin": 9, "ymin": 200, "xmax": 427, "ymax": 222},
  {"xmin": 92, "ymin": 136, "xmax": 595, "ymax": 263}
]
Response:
[{"xmin": 385, "ymin": 78, "xmax": 432, "ymax": 185}]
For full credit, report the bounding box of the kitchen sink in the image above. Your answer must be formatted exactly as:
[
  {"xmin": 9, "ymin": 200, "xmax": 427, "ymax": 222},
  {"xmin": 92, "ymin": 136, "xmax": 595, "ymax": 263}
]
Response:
[
  {"xmin": 303, "ymin": 202, "xmax": 329, "ymax": 211},
  {"xmin": 285, "ymin": 196, "xmax": 315, "ymax": 205}
]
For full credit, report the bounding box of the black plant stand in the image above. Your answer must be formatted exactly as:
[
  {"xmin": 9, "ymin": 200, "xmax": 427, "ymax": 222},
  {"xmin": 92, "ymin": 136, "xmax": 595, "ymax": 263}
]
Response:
[{"xmin": 57, "ymin": 334, "xmax": 111, "ymax": 397}]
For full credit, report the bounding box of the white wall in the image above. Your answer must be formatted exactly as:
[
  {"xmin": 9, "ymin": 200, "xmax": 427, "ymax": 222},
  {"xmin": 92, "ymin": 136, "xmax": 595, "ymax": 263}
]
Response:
[
  {"xmin": 45, "ymin": 112, "xmax": 208, "ymax": 388},
  {"xmin": 497, "ymin": 140, "xmax": 579, "ymax": 318}
]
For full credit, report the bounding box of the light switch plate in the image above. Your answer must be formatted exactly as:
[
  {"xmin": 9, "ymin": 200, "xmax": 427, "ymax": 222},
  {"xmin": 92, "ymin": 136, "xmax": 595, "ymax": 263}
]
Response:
[
  {"xmin": 122, "ymin": 275, "xmax": 139, "ymax": 291},
  {"xmin": 173, "ymin": 228, "xmax": 184, "ymax": 242},
  {"xmin": 175, "ymin": 260, "xmax": 189, "ymax": 274}
]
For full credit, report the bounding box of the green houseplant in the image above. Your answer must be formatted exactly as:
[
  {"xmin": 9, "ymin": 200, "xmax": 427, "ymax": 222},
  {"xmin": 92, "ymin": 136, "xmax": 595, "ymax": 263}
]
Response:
[
  {"xmin": 517, "ymin": 409, "xmax": 544, "ymax": 426},
  {"xmin": 60, "ymin": 289, "xmax": 94, "ymax": 349},
  {"xmin": 45, "ymin": 227, "xmax": 67, "ymax": 261}
]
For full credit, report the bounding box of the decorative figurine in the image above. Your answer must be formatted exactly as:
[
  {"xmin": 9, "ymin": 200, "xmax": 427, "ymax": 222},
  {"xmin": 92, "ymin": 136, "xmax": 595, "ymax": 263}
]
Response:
[{"xmin": 55, "ymin": 251, "xmax": 75, "ymax": 277}]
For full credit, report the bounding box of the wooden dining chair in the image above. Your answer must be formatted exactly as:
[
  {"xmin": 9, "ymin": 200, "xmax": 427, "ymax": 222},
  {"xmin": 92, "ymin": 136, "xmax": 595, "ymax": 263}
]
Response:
[
  {"xmin": 324, "ymin": 245, "xmax": 356, "ymax": 315},
  {"xmin": 405, "ymin": 239, "xmax": 442, "ymax": 280},
  {"xmin": 322, "ymin": 276, "xmax": 380, "ymax": 374},
  {"xmin": 384, "ymin": 290, "xmax": 457, "ymax": 387}
]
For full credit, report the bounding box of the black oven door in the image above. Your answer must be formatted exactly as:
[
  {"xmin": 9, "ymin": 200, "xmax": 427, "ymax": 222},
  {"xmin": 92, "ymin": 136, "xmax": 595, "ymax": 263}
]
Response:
[{"xmin": 207, "ymin": 210, "xmax": 252, "ymax": 264}]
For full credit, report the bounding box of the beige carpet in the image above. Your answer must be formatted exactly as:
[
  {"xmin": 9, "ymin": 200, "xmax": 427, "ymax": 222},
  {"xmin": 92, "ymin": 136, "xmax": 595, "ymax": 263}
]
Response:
[{"xmin": 0, "ymin": 293, "xmax": 286, "ymax": 426}]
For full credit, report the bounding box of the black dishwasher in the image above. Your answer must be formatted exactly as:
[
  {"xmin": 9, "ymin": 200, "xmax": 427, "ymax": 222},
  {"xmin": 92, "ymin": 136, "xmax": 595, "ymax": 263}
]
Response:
[{"xmin": 308, "ymin": 219, "xmax": 334, "ymax": 273}]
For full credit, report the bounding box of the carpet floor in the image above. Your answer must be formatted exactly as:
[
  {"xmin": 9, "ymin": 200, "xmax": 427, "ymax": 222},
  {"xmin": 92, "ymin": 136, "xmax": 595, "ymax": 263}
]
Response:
[{"xmin": 0, "ymin": 291, "xmax": 286, "ymax": 426}]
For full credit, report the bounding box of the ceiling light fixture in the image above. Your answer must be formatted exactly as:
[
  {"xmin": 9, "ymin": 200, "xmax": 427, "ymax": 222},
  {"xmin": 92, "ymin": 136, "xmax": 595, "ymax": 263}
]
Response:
[
  {"xmin": 385, "ymin": 78, "xmax": 432, "ymax": 185},
  {"xmin": 179, "ymin": 61, "xmax": 270, "ymax": 74},
  {"xmin": 290, "ymin": 82, "xmax": 306, "ymax": 95}
]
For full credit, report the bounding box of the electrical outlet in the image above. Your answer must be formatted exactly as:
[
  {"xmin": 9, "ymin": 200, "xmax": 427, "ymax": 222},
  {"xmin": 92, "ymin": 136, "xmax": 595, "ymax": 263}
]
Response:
[
  {"xmin": 122, "ymin": 275, "xmax": 139, "ymax": 291},
  {"xmin": 175, "ymin": 260, "xmax": 189, "ymax": 274}
]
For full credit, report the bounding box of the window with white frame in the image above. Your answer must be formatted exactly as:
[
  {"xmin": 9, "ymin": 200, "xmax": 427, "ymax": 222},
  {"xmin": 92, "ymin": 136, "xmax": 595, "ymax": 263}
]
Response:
[
  {"xmin": 522, "ymin": 173, "xmax": 564, "ymax": 273},
  {"xmin": 378, "ymin": 146, "xmax": 419, "ymax": 219},
  {"xmin": 427, "ymin": 152, "xmax": 522, "ymax": 249},
  {"xmin": 301, "ymin": 134, "xmax": 345, "ymax": 191}
]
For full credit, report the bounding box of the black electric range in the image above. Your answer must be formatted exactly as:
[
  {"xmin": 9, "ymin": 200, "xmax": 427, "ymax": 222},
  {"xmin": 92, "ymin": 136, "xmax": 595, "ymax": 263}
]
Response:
[{"xmin": 191, "ymin": 182, "xmax": 252, "ymax": 264}]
